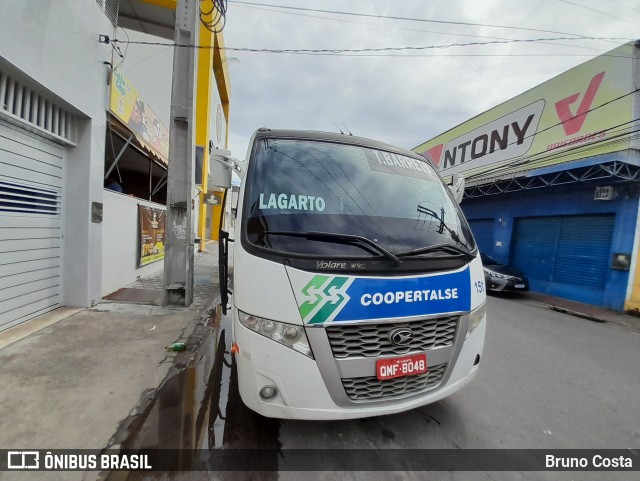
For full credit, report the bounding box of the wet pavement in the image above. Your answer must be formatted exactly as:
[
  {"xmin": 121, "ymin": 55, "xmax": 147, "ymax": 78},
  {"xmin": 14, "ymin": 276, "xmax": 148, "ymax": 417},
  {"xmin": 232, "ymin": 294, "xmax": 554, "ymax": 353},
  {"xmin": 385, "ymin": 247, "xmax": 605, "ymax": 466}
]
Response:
[
  {"xmin": 91, "ymin": 293, "xmax": 640, "ymax": 481},
  {"xmin": 99, "ymin": 301, "xmax": 280, "ymax": 481}
]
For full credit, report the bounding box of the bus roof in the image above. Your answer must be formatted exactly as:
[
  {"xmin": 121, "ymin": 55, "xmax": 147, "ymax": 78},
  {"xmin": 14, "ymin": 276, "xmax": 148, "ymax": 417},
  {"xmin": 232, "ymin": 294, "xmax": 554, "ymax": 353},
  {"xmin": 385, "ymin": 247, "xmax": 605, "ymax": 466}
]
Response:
[{"xmin": 252, "ymin": 128, "xmax": 429, "ymax": 162}]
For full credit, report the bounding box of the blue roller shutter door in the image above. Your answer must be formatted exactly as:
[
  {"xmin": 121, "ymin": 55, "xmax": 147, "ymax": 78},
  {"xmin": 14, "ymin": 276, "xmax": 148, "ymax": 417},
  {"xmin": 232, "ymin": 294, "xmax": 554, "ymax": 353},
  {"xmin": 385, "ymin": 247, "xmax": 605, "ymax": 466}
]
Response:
[
  {"xmin": 468, "ymin": 219, "xmax": 495, "ymax": 255},
  {"xmin": 511, "ymin": 215, "xmax": 614, "ymax": 305}
]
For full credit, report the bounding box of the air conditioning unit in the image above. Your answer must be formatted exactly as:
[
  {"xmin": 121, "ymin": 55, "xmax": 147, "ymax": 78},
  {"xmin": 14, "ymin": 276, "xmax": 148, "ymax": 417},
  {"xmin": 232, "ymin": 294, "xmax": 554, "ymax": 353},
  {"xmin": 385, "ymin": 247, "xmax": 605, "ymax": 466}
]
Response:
[{"xmin": 594, "ymin": 186, "xmax": 615, "ymax": 201}]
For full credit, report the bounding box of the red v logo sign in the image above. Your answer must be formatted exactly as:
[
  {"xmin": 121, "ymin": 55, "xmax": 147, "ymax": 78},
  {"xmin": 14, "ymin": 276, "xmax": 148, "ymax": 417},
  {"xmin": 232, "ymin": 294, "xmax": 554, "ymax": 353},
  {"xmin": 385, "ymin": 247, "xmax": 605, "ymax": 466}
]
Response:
[
  {"xmin": 554, "ymin": 71, "xmax": 605, "ymax": 136},
  {"xmin": 424, "ymin": 144, "xmax": 443, "ymax": 167}
]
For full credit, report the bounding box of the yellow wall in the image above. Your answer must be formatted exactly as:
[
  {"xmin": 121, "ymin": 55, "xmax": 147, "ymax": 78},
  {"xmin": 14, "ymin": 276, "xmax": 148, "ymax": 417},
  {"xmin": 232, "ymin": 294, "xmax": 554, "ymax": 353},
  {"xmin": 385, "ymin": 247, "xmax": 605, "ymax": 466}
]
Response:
[
  {"xmin": 194, "ymin": 5, "xmax": 231, "ymax": 247},
  {"xmin": 625, "ymin": 247, "xmax": 640, "ymax": 313}
]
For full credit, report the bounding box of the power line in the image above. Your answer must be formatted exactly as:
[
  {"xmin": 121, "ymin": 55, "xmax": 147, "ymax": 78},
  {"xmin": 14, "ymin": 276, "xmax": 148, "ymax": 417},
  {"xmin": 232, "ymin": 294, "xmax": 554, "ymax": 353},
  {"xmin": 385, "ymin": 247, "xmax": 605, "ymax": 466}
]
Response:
[
  {"xmin": 228, "ymin": 0, "xmax": 622, "ymax": 42},
  {"xmin": 557, "ymin": 0, "xmax": 640, "ymax": 28},
  {"xmin": 461, "ymin": 122, "xmax": 639, "ymax": 180},
  {"xmin": 200, "ymin": 0, "xmax": 228, "ymax": 33},
  {"xmin": 463, "ymin": 118, "xmax": 640, "ymax": 181},
  {"xmin": 601, "ymin": 0, "xmax": 640, "ymax": 15},
  {"xmin": 427, "ymin": 86, "xmax": 640, "ymax": 180},
  {"xmin": 234, "ymin": 2, "xmax": 611, "ymax": 55},
  {"xmin": 111, "ymin": 35, "xmax": 634, "ymax": 57},
  {"xmin": 262, "ymin": 52, "xmax": 635, "ymax": 59},
  {"xmin": 232, "ymin": 2, "xmax": 623, "ymax": 54},
  {"xmin": 237, "ymin": 4, "xmax": 517, "ymax": 42}
]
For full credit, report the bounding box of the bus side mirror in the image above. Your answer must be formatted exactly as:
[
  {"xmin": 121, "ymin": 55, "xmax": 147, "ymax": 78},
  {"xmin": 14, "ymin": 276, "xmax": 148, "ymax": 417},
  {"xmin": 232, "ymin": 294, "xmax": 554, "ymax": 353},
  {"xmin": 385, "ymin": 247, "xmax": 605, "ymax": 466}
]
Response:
[
  {"xmin": 210, "ymin": 150, "xmax": 244, "ymax": 189},
  {"xmin": 449, "ymin": 173, "xmax": 465, "ymax": 204}
]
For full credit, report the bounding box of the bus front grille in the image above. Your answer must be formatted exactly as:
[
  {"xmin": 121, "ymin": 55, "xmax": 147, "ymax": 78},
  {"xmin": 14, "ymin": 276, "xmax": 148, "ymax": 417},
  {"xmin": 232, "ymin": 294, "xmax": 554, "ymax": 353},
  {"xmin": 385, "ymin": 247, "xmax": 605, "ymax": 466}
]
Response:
[
  {"xmin": 342, "ymin": 364, "xmax": 447, "ymax": 401},
  {"xmin": 325, "ymin": 317, "xmax": 458, "ymax": 359}
]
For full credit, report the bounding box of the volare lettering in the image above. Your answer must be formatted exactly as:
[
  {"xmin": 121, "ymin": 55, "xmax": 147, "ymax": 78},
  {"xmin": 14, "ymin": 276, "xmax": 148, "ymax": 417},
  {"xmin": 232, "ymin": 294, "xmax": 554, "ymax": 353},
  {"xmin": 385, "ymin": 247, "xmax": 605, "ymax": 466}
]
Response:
[
  {"xmin": 443, "ymin": 114, "xmax": 535, "ymax": 169},
  {"xmin": 259, "ymin": 193, "xmax": 326, "ymax": 212},
  {"xmin": 317, "ymin": 261, "xmax": 347, "ymax": 269}
]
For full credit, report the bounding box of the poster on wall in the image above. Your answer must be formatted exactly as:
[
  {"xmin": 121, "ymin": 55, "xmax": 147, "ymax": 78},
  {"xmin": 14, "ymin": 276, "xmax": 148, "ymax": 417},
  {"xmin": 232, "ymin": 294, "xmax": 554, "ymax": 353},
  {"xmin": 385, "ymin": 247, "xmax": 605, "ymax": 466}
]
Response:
[{"xmin": 138, "ymin": 205, "xmax": 166, "ymax": 267}]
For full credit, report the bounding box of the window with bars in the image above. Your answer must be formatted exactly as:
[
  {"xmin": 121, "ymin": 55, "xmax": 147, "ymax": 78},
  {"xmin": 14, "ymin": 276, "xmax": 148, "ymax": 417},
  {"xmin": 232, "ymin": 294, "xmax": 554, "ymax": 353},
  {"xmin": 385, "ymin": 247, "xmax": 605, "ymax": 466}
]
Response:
[{"xmin": 0, "ymin": 71, "xmax": 75, "ymax": 144}]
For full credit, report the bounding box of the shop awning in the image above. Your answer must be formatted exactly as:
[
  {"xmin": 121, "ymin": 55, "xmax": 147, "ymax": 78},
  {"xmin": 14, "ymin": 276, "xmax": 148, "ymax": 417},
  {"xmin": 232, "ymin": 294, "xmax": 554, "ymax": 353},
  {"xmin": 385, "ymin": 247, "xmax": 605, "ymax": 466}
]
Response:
[
  {"xmin": 464, "ymin": 151, "xmax": 640, "ymax": 199},
  {"xmin": 107, "ymin": 114, "xmax": 168, "ymax": 171}
]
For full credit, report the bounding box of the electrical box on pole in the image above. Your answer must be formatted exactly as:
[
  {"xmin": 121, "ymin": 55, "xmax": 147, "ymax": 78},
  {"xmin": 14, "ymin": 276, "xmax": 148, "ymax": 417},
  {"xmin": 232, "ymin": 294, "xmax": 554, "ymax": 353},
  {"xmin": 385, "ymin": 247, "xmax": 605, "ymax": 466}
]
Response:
[{"xmin": 163, "ymin": 0, "xmax": 199, "ymax": 306}]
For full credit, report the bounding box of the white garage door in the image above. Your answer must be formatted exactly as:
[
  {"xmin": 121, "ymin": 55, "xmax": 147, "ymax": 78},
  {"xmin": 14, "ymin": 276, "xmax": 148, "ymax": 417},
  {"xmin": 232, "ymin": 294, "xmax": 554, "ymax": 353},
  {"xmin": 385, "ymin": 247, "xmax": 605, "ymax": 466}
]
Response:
[{"xmin": 0, "ymin": 119, "xmax": 64, "ymax": 330}]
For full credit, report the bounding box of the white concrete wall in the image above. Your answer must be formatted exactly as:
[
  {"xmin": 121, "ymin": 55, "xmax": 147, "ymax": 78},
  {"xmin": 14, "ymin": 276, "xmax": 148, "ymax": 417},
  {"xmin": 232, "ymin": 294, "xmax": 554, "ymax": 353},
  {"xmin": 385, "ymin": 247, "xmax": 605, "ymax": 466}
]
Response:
[
  {"xmin": 1, "ymin": 1, "xmax": 115, "ymax": 307},
  {"xmin": 102, "ymin": 190, "xmax": 165, "ymax": 297},
  {"xmin": 0, "ymin": 0, "xmax": 114, "ymax": 120}
]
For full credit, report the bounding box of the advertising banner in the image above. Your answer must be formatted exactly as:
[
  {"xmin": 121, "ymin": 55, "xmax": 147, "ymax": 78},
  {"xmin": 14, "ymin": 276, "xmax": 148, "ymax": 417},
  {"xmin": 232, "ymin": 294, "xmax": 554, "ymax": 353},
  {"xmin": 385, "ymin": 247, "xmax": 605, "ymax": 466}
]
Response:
[
  {"xmin": 138, "ymin": 205, "xmax": 166, "ymax": 267},
  {"xmin": 288, "ymin": 267, "xmax": 471, "ymax": 325},
  {"xmin": 110, "ymin": 71, "xmax": 170, "ymax": 166},
  {"xmin": 414, "ymin": 43, "xmax": 636, "ymax": 182}
]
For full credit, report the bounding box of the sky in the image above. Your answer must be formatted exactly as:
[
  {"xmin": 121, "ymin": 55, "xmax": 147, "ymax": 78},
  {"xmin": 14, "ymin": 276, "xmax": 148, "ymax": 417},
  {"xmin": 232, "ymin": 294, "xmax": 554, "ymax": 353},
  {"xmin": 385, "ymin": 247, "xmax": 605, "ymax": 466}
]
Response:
[{"xmin": 118, "ymin": 0, "xmax": 640, "ymax": 162}]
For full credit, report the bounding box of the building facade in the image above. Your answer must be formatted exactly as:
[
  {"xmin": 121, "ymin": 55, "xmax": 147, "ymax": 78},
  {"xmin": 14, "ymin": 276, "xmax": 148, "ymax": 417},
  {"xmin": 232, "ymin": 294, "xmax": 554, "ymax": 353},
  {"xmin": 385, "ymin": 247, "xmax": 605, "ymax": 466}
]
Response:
[
  {"xmin": 414, "ymin": 42, "xmax": 640, "ymax": 311},
  {"xmin": 0, "ymin": 0, "xmax": 231, "ymax": 331}
]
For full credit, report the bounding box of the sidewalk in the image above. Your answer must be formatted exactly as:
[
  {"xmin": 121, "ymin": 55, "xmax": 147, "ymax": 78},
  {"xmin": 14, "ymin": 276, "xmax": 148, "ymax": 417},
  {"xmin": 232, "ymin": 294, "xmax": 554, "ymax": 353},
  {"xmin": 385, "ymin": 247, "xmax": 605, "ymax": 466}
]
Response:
[
  {"xmin": 520, "ymin": 291, "xmax": 640, "ymax": 331},
  {"xmin": 0, "ymin": 248, "xmax": 220, "ymax": 481}
]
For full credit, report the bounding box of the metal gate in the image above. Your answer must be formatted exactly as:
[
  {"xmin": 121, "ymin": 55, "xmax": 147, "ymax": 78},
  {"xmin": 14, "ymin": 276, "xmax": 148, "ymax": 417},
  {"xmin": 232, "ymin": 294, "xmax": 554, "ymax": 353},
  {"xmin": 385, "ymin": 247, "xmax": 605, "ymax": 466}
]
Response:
[
  {"xmin": 468, "ymin": 218, "xmax": 495, "ymax": 254},
  {"xmin": 0, "ymin": 119, "xmax": 64, "ymax": 330},
  {"xmin": 511, "ymin": 215, "xmax": 615, "ymax": 305}
]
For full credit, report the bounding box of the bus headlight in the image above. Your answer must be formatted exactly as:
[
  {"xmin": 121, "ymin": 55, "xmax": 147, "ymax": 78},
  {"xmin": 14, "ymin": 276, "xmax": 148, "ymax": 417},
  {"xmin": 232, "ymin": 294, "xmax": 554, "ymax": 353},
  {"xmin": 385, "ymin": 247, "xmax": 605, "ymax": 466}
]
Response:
[
  {"xmin": 466, "ymin": 303, "xmax": 486, "ymax": 338},
  {"xmin": 238, "ymin": 311, "xmax": 314, "ymax": 359}
]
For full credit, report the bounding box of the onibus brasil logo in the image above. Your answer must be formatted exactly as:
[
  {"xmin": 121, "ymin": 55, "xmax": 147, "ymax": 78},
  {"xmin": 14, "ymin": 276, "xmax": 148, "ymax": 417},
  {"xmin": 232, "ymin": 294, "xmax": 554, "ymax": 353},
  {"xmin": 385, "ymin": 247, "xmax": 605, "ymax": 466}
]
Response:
[{"xmin": 298, "ymin": 275, "xmax": 353, "ymax": 324}]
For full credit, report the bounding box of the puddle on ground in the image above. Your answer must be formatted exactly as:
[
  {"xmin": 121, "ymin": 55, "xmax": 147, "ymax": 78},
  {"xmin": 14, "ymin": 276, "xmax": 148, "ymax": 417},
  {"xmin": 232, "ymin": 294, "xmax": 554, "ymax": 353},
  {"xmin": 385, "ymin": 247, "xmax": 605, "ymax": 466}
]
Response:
[{"xmin": 101, "ymin": 303, "xmax": 280, "ymax": 480}]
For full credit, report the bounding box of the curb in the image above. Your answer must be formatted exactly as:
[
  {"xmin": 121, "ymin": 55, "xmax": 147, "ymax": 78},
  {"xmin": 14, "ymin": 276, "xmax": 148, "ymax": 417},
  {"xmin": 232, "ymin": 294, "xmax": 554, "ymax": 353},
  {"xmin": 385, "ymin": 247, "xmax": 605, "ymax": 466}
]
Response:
[
  {"xmin": 103, "ymin": 289, "xmax": 221, "ymax": 453},
  {"xmin": 546, "ymin": 305, "xmax": 606, "ymax": 323}
]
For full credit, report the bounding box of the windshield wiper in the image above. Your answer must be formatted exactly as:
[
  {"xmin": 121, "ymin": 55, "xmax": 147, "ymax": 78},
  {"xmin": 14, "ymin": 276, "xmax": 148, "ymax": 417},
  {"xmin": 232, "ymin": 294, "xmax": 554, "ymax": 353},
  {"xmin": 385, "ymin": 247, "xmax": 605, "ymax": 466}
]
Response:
[
  {"xmin": 264, "ymin": 230, "xmax": 401, "ymax": 265},
  {"xmin": 397, "ymin": 243, "xmax": 475, "ymax": 260}
]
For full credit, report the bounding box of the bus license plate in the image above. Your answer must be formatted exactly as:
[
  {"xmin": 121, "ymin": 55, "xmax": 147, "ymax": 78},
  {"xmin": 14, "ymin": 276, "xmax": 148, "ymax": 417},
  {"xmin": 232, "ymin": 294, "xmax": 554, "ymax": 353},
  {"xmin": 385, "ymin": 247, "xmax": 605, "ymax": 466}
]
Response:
[{"xmin": 376, "ymin": 353, "xmax": 427, "ymax": 381}]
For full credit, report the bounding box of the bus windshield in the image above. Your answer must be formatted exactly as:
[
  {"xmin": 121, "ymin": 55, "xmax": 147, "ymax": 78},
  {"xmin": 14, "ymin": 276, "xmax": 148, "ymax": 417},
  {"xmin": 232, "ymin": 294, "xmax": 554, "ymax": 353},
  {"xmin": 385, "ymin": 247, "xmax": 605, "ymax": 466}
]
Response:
[{"xmin": 243, "ymin": 138, "xmax": 476, "ymax": 258}]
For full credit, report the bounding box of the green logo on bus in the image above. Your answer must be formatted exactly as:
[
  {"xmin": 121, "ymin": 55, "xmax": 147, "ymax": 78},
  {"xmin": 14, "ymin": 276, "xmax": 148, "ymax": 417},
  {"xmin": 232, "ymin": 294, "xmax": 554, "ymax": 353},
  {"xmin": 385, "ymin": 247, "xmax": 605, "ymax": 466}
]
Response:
[{"xmin": 299, "ymin": 275, "xmax": 351, "ymax": 324}]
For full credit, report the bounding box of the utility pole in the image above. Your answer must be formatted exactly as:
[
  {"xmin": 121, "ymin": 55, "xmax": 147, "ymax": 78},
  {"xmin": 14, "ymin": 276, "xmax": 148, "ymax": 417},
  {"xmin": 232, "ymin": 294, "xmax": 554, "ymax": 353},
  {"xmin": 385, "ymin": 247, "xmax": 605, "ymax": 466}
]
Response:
[{"xmin": 163, "ymin": 0, "xmax": 199, "ymax": 306}]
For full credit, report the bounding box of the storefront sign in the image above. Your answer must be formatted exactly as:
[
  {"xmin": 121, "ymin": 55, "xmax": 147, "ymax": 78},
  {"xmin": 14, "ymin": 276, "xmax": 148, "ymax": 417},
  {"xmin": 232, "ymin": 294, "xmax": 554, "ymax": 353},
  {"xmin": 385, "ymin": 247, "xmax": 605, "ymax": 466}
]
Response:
[
  {"xmin": 138, "ymin": 205, "xmax": 166, "ymax": 267},
  {"xmin": 415, "ymin": 43, "xmax": 635, "ymax": 180},
  {"xmin": 110, "ymin": 71, "xmax": 170, "ymax": 166}
]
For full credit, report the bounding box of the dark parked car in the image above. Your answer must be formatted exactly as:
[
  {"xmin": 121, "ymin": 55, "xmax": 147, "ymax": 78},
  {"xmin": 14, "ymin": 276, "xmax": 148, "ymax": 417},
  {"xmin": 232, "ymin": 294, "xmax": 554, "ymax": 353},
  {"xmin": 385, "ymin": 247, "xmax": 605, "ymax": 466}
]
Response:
[{"xmin": 481, "ymin": 253, "xmax": 529, "ymax": 293}]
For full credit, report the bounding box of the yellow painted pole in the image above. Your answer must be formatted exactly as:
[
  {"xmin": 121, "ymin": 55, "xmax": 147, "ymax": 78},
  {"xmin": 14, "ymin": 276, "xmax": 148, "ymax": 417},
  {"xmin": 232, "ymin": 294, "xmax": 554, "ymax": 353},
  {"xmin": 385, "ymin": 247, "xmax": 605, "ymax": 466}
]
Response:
[{"xmin": 624, "ymin": 251, "xmax": 640, "ymax": 312}]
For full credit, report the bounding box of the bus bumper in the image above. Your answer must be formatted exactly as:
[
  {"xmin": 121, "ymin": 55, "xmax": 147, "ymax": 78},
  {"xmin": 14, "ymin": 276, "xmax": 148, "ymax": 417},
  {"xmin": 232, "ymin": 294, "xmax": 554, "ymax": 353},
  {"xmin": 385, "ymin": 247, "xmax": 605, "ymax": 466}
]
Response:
[{"xmin": 233, "ymin": 317, "xmax": 485, "ymax": 420}]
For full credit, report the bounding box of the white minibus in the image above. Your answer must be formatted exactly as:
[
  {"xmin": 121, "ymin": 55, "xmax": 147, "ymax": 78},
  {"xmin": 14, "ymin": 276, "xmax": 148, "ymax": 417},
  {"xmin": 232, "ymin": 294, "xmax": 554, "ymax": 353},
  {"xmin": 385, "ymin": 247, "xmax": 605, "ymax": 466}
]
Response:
[{"xmin": 217, "ymin": 128, "xmax": 486, "ymax": 420}]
